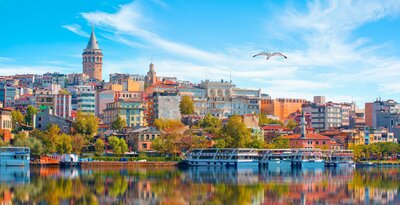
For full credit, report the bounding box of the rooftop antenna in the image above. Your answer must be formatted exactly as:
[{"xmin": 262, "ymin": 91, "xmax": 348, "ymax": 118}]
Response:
[{"xmin": 230, "ymin": 71, "xmax": 232, "ymax": 83}]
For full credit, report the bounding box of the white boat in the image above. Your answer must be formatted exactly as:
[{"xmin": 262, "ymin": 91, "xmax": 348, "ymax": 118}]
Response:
[
  {"xmin": 183, "ymin": 148, "xmax": 259, "ymax": 167},
  {"xmin": 0, "ymin": 147, "xmax": 30, "ymax": 167},
  {"xmin": 264, "ymin": 149, "xmax": 293, "ymax": 168},
  {"xmin": 292, "ymin": 149, "xmax": 325, "ymax": 168},
  {"xmin": 327, "ymin": 150, "xmax": 355, "ymax": 167}
]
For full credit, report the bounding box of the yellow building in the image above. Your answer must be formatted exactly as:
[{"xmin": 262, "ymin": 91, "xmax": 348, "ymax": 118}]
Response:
[{"xmin": 103, "ymin": 99, "xmax": 146, "ymax": 127}]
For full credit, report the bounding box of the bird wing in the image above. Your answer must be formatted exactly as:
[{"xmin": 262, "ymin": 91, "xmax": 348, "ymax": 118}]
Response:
[
  {"xmin": 272, "ymin": 52, "xmax": 288, "ymax": 58},
  {"xmin": 253, "ymin": 52, "xmax": 270, "ymax": 58}
]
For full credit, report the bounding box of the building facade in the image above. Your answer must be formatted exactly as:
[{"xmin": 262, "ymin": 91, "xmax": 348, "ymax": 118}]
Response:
[
  {"xmin": 365, "ymin": 100, "xmax": 400, "ymax": 133},
  {"xmin": 196, "ymin": 80, "xmax": 261, "ymax": 118},
  {"xmin": 261, "ymin": 98, "xmax": 307, "ymax": 120},
  {"xmin": 303, "ymin": 102, "xmax": 342, "ymax": 131},
  {"xmin": 75, "ymin": 85, "xmax": 96, "ymax": 114},
  {"xmin": 103, "ymin": 100, "xmax": 145, "ymax": 128},
  {"xmin": 154, "ymin": 92, "xmax": 181, "ymax": 120},
  {"xmin": 126, "ymin": 127, "xmax": 160, "ymax": 152}
]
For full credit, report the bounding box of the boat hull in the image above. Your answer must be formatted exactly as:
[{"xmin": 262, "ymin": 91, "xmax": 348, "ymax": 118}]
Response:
[
  {"xmin": 299, "ymin": 160, "xmax": 325, "ymax": 168},
  {"xmin": 267, "ymin": 159, "xmax": 292, "ymax": 168},
  {"xmin": 183, "ymin": 160, "xmax": 258, "ymax": 167}
]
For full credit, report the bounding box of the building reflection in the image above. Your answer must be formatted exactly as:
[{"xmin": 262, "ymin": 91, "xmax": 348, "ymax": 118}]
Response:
[{"xmin": 0, "ymin": 166, "xmax": 398, "ymax": 204}]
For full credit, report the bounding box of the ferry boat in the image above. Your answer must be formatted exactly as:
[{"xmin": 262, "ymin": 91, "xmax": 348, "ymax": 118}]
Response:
[
  {"xmin": 292, "ymin": 149, "xmax": 325, "ymax": 168},
  {"xmin": 328, "ymin": 150, "xmax": 355, "ymax": 167},
  {"xmin": 183, "ymin": 148, "xmax": 259, "ymax": 167},
  {"xmin": 262, "ymin": 149, "xmax": 293, "ymax": 168},
  {"xmin": 0, "ymin": 147, "xmax": 30, "ymax": 167}
]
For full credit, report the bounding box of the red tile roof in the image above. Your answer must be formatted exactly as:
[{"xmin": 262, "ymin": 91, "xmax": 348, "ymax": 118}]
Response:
[
  {"xmin": 262, "ymin": 125, "xmax": 289, "ymax": 131},
  {"xmin": 283, "ymin": 133, "xmax": 331, "ymax": 140}
]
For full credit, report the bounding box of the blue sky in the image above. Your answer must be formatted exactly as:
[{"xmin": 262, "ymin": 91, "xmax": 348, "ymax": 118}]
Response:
[{"xmin": 1, "ymin": 0, "xmax": 400, "ymax": 106}]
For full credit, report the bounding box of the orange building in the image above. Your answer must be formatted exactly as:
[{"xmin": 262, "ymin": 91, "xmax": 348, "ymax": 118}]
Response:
[{"xmin": 261, "ymin": 98, "xmax": 307, "ymax": 120}]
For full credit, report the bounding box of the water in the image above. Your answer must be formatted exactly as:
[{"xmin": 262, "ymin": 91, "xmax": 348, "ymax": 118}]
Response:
[{"xmin": 0, "ymin": 166, "xmax": 399, "ymax": 205}]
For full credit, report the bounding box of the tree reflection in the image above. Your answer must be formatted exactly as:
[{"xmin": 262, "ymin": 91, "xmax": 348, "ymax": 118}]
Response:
[{"xmin": 0, "ymin": 166, "xmax": 399, "ymax": 204}]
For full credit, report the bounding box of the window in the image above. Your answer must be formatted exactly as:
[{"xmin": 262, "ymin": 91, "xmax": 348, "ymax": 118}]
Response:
[{"xmin": 142, "ymin": 143, "xmax": 148, "ymax": 149}]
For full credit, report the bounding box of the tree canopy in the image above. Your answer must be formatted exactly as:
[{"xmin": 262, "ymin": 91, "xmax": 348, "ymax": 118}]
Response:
[
  {"xmin": 179, "ymin": 95, "xmax": 195, "ymax": 115},
  {"xmin": 25, "ymin": 105, "xmax": 37, "ymax": 126},
  {"xmin": 73, "ymin": 111, "xmax": 99, "ymax": 140},
  {"xmin": 351, "ymin": 142, "xmax": 400, "ymax": 161},
  {"xmin": 111, "ymin": 116, "xmax": 126, "ymax": 131},
  {"xmin": 199, "ymin": 114, "xmax": 222, "ymax": 133},
  {"xmin": 152, "ymin": 133, "xmax": 182, "ymax": 155},
  {"xmin": 11, "ymin": 110, "xmax": 25, "ymax": 130},
  {"xmin": 154, "ymin": 118, "xmax": 183, "ymax": 132},
  {"xmin": 95, "ymin": 138, "xmax": 105, "ymax": 156},
  {"xmin": 258, "ymin": 113, "xmax": 283, "ymax": 126},
  {"xmin": 55, "ymin": 133, "xmax": 73, "ymax": 154},
  {"xmin": 218, "ymin": 115, "xmax": 251, "ymax": 148},
  {"xmin": 108, "ymin": 136, "xmax": 128, "ymax": 156}
]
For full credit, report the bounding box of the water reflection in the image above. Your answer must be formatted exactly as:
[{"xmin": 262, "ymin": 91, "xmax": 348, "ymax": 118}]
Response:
[{"xmin": 0, "ymin": 166, "xmax": 398, "ymax": 204}]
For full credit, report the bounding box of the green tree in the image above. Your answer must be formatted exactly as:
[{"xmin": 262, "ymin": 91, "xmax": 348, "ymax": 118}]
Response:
[
  {"xmin": 111, "ymin": 116, "xmax": 126, "ymax": 131},
  {"xmin": 271, "ymin": 137, "xmax": 290, "ymax": 149},
  {"xmin": 246, "ymin": 138, "xmax": 265, "ymax": 148},
  {"xmin": 25, "ymin": 105, "xmax": 37, "ymax": 126},
  {"xmin": 179, "ymin": 95, "xmax": 195, "ymax": 115},
  {"xmin": 41, "ymin": 124, "xmax": 60, "ymax": 154},
  {"xmin": 11, "ymin": 110, "xmax": 25, "ymax": 130},
  {"xmin": 13, "ymin": 134, "xmax": 44, "ymax": 156},
  {"xmin": 56, "ymin": 133, "xmax": 73, "ymax": 154},
  {"xmin": 214, "ymin": 138, "xmax": 227, "ymax": 148},
  {"xmin": 108, "ymin": 136, "xmax": 128, "ymax": 156},
  {"xmin": 219, "ymin": 115, "xmax": 251, "ymax": 148},
  {"xmin": 258, "ymin": 113, "xmax": 283, "ymax": 126},
  {"xmin": 95, "ymin": 138, "xmax": 105, "ymax": 155},
  {"xmin": 29, "ymin": 129, "xmax": 45, "ymax": 139},
  {"xmin": 285, "ymin": 119, "xmax": 298, "ymax": 130},
  {"xmin": 199, "ymin": 114, "xmax": 222, "ymax": 133},
  {"xmin": 152, "ymin": 133, "xmax": 182, "ymax": 155},
  {"xmin": 72, "ymin": 134, "xmax": 86, "ymax": 155},
  {"xmin": 30, "ymin": 137, "xmax": 44, "ymax": 156},
  {"xmin": 73, "ymin": 111, "xmax": 99, "ymax": 141},
  {"xmin": 154, "ymin": 119, "xmax": 183, "ymax": 132},
  {"xmin": 191, "ymin": 135, "xmax": 209, "ymax": 149},
  {"xmin": 13, "ymin": 132, "xmax": 28, "ymax": 142}
]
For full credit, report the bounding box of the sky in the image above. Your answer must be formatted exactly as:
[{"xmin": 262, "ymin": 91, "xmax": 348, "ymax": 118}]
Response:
[{"xmin": 1, "ymin": 0, "xmax": 400, "ymax": 107}]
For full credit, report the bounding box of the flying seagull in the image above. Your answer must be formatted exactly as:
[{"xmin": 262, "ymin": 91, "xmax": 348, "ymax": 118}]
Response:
[{"xmin": 253, "ymin": 52, "xmax": 287, "ymax": 60}]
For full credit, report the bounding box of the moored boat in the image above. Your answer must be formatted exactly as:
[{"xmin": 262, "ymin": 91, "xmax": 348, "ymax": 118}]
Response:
[
  {"xmin": 292, "ymin": 149, "xmax": 325, "ymax": 168},
  {"xmin": 60, "ymin": 154, "xmax": 80, "ymax": 167},
  {"xmin": 183, "ymin": 148, "xmax": 259, "ymax": 167},
  {"xmin": 0, "ymin": 147, "xmax": 30, "ymax": 167},
  {"xmin": 265, "ymin": 149, "xmax": 293, "ymax": 168}
]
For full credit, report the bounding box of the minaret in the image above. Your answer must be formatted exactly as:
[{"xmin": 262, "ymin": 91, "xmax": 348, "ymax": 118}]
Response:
[
  {"xmin": 146, "ymin": 63, "xmax": 157, "ymax": 85},
  {"xmin": 300, "ymin": 111, "xmax": 307, "ymax": 139},
  {"xmin": 82, "ymin": 26, "xmax": 103, "ymax": 81}
]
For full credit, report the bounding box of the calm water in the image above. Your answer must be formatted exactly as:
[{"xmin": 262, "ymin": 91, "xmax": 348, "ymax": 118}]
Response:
[{"xmin": 0, "ymin": 166, "xmax": 399, "ymax": 205}]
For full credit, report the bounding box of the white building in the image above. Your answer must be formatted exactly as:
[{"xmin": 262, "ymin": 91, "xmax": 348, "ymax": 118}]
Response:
[{"xmin": 75, "ymin": 85, "xmax": 96, "ymax": 114}]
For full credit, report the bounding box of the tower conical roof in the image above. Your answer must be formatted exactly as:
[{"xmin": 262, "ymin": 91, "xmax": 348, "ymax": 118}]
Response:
[{"xmin": 86, "ymin": 26, "xmax": 100, "ymax": 50}]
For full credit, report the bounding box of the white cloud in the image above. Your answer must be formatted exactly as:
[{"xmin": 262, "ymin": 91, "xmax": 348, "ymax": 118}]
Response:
[
  {"xmin": 67, "ymin": 0, "xmax": 400, "ymax": 105},
  {"xmin": 62, "ymin": 24, "xmax": 90, "ymax": 38},
  {"xmin": 0, "ymin": 57, "xmax": 14, "ymax": 62}
]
